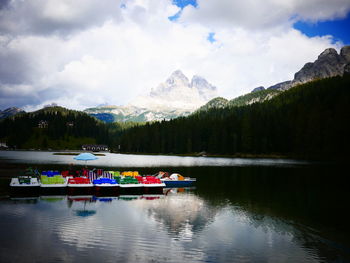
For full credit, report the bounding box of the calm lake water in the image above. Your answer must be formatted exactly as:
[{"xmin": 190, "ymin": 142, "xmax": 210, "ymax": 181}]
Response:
[{"xmin": 0, "ymin": 151, "xmax": 348, "ymax": 263}]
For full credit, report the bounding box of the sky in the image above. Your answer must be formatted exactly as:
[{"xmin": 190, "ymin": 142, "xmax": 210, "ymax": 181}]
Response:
[{"xmin": 0, "ymin": 0, "xmax": 350, "ymax": 111}]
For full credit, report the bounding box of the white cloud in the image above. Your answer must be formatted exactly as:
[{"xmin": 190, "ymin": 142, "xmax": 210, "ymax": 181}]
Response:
[
  {"xmin": 0, "ymin": 0, "xmax": 347, "ymax": 110},
  {"xmin": 181, "ymin": 0, "xmax": 350, "ymax": 29}
]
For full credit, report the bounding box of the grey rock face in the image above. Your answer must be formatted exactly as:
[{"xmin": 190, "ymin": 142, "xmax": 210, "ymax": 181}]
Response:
[
  {"xmin": 191, "ymin": 75, "xmax": 217, "ymax": 100},
  {"xmin": 251, "ymin": 86, "xmax": 265, "ymax": 93},
  {"xmin": 267, "ymin": 80, "xmax": 292, "ymax": 90},
  {"xmin": 344, "ymin": 63, "xmax": 350, "ymax": 76},
  {"xmin": 340, "ymin": 46, "xmax": 350, "ymax": 62},
  {"xmin": 293, "ymin": 46, "xmax": 350, "ymax": 85}
]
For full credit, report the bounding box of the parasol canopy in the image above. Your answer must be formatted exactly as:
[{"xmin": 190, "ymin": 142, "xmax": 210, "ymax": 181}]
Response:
[{"xmin": 74, "ymin": 153, "xmax": 98, "ymax": 161}]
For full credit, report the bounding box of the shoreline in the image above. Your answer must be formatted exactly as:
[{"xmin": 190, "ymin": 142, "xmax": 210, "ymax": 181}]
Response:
[
  {"xmin": 1, "ymin": 149, "xmax": 304, "ymax": 160},
  {"xmin": 0, "ymin": 149, "xmax": 335, "ymax": 162}
]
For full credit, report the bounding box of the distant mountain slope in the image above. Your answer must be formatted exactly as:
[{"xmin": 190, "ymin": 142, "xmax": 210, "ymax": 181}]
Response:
[
  {"xmin": 196, "ymin": 97, "xmax": 229, "ymax": 112},
  {"xmin": 84, "ymin": 105, "xmax": 192, "ymax": 122},
  {"xmin": 84, "ymin": 70, "xmax": 217, "ymax": 122},
  {"xmin": 196, "ymin": 89, "xmax": 281, "ymax": 113},
  {"xmin": 0, "ymin": 107, "xmax": 25, "ymax": 119},
  {"xmin": 198, "ymin": 45, "xmax": 350, "ymax": 112}
]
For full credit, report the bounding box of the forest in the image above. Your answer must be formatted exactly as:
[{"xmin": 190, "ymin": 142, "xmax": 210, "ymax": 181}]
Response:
[
  {"xmin": 0, "ymin": 107, "xmax": 113, "ymax": 149},
  {"xmin": 117, "ymin": 75, "xmax": 350, "ymax": 160},
  {"xmin": 1, "ymin": 76, "xmax": 349, "ymax": 160}
]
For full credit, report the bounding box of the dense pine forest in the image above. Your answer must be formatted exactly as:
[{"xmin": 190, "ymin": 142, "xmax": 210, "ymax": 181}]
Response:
[
  {"xmin": 0, "ymin": 107, "xmax": 112, "ymax": 149},
  {"xmin": 117, "ymin": 76, "xmax": 350, "ymax": 160},
  {"xmin": 1, "ymin": 76, "xmax": 349, "ymax": 160}
]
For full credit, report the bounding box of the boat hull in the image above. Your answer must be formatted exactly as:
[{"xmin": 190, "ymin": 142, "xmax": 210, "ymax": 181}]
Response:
[
  {"xmin": 40, "ymin": 185, "xmax": 67, "ymax": 195},
  {"xmin": 120, "ymin": 184, "xmax": 143, "ymax": 195},
  {"xmin": 162, "ymin": 180, "xmax": 196, "ymax": 188},
  {"xmin": 67, "ymin": 184, "xmax": 94, "ymax": 195},
  {"xmin": 10, "ymin": 177, "xmax": 40, "ymax": 196},
  {"xmin": 94, "ymin": 184, "xmax": 120, "ymax": 195},
  {"xmin": 143, "ymin": 183, "xmax": 166, "ymax": 194},
  {"xmin": 10, "ymin": 185, "xmax": 40, "ymax": 196}
]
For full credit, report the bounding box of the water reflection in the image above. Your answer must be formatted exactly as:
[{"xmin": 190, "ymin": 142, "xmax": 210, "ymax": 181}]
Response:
[
  {"xmin": 132, "ymin": 190, "xmax": 218, "ymax": 242},
  {"xmin": 1, "ymin": 164, "xmax": 349, "ymax": 262}
]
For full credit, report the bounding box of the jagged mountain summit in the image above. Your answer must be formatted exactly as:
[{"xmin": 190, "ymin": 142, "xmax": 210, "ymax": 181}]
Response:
[
  {"xmin": 268, "ymin": 45, "xmax": 350, "ymax": 90},
  {"xmin": 132, "ymin": 70, "xmax": 217, "ymax": 110},
  {"xmin": 0, "ymin": 107, "xmax": 25, "ymax": 119},
  {"xmin": 84, "ymin": 70, "xmax": 218, "ymax": 122}
]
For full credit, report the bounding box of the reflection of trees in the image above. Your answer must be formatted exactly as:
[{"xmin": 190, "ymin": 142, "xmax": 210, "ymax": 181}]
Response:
[
  {"xmin": 193, "ymin": 165, "xmax": 350, "ymax": 263},
  {"xmin": 135, "ymin": 191, "xmax": 220, "ymax": 239}
]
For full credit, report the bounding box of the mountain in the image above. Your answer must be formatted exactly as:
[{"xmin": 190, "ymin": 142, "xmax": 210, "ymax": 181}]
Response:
[
  {"xmin": 196, "ymin": 97, "xmax": 229, "ymax": 112},
  {"xmin": 197, "ymin": 88, "xmax": 281, "ymax": 113},
  {"xmin": 85, "ymin": 70, "xmax": 218, "ymax": 122},
  {"xmin": 269, "ymin": 45, "xmax": 350, "ymax": 90},
  {"xmin": 84, "ymin": 105, "xmax": 193, "ymax": 122},
  {"xmin": 199, "ymin": 45, "xmax": 350, "ymax": 112},
  {"xmin": 251, "ymin": 86, "xmax": 265, "ymax": 93},
  {"xmin": 0, "ymin": 107, "xmax": 25, "ymax": 119},
  {"xmin": 118, "ymin": 75, "xmax": 350, "ymax": 160}
]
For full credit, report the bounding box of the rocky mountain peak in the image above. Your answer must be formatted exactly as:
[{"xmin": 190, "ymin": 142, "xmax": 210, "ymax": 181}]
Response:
[
  {"xmin": 251, "ymin": 86, "xmax": 265, "ymax": 93},
  {"xmin": 293, "ymin": 45, "xmax": 349, "ymax": 85},
  {"xmin": 191, "ymin": 75, "xmax": 215, "ymax": 90},
  {"xmin": 166, "ymin": 70, "xmax": 189, "ymax": 87},
  {"xmin": 318, "ymin": 48, "xmax": 338, "ymax": 58},
  {"xmin": 340, "ymin": 46, "xmax": 350, "ymax": 62}
]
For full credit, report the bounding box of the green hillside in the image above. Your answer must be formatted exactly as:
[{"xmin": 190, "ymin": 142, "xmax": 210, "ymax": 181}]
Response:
[{"xmin": 0, "ymin": 106, "xmax": 112, "ymax": 150}]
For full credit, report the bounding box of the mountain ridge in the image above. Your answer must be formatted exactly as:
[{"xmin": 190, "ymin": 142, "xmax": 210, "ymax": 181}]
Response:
[
  {"xmin": 0, "ymin": 107, "xmax": 25, "ymax": 119},
  {"xmin": 85, "ymin": 70, "xmax": 217, "ymax": 122},
  {"xmin": 199, "ymin": 45, "xmax": 350, "ymax": 112}
]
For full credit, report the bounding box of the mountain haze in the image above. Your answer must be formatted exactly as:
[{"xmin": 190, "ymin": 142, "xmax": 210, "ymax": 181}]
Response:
[{"xmin": 85, "ymin": 70, "xmax": 218, "ymax": 122}]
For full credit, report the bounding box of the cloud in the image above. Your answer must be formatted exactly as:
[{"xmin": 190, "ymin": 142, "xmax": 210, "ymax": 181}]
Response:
[
  {"xmin": 180, "ymin": 0, "xmax": 350, "ymax": 30},
  {"xmin": 0, "ymin": 0, "xmax": 123, "ymax": 36},
  {"xmin": 0, "ymin": 0, "xmax": 346, "ymax": 110}
]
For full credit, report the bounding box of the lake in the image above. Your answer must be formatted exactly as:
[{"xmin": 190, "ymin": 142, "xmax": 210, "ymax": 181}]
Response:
[{"xmin": 0, "ymin": 151, "xmax": 348, "ymax": 262}]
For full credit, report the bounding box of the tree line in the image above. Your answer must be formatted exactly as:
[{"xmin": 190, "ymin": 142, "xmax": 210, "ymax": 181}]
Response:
[
  {"xmin": 117, "ymin": 76, "xmax": 350, "ymax": 160},
  {"xmin": 0, "ymin": 107, "xmax": 112, "ymax": 149}
]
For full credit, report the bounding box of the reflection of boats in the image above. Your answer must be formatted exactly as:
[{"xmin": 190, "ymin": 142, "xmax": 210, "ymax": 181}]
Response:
[
  {"xmin": 92, "ymin": 196, "xmax": 118, "ymax": 202},
  {"xmin": 163, "ymin": 187, "xmax": 196, "ymax": 195},
  {"xmin": 40, "ymin": 171, "xmax": 67, "ymax": 194},
  {"xmin": 40, "ymin": 195, "xmax": 66, "ymax": 202},
  {"xmin": 119, "ymin": 195, "xmax": 142, "ymax": 201},
  {"xmin": 68, "ymin": 195, "xmax": 93, "ymax": 201},
  {"xmin": 67, "ymin": 177, "xmax": 93, "ymax": 194},
  {"xmin": 141, "ymin": 194, "xmax": 164, "ymax": 200},
  {"xmin": 10, "ymin": 196, "xmax": 39, "ymax": 203}
]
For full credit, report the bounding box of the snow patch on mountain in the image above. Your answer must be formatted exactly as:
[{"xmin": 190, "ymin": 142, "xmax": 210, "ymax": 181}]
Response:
[
  {"xmin": 85, "ymin": 70, "xmax": 218, "ymax": 122},
  {"xmin": 131, "ymin": 70, "xmax": 218, "ymax": 111}
]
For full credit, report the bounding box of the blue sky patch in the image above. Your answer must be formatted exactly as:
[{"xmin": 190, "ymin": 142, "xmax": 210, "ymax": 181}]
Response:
[
  {"xmin": 294, "ymin": 14, "xmax": 350, "ymax": 44},
  {"xmin": 169, "ymin": 0, "xmax": 197, "ymax": 21},
  {"xmin": 207, "ymin": 32, "xmax": 216, "ymax": 43},
  {"xmin": 172, "ymin": 0, "xmax": 197, "ymax": 9}
]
